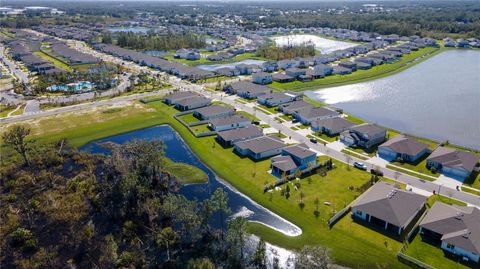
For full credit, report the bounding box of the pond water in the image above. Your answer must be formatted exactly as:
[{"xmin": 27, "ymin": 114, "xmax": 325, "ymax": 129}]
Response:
[
  {"xmin": 271, "ymin": 34, "xmax": 357, "ymax": 54},
  {"xmin": 305, "ymin": 49, "xmax": 480, "ymax": 150},
  {"xmin": 80, "ymin": 125, "xmax": 301, "ymax": 237},
  {"xmin": 107, "ymin": 27, "xmax": 152, "ymax": 33},
  {"xmin": 196, "ymin": 59, "xmax": 266, "ymax": 71},
  {"xmin": 47, "ymin": 81, "xmax": 93, "ymax": 92}
]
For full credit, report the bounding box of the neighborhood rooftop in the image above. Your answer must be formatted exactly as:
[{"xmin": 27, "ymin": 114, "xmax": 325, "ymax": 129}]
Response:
[
  {"xmin": 427, "ymin": 147, "xmax": 480, "ymax": 172},
  {"xmin": 379, "ymin": 134, "xmax": 429, "ymax": 157}
]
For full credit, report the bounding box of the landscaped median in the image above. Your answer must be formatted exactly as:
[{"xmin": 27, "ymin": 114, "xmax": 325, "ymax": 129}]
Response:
[
  {"xmin": 386, "ymin": 164, "xmax": 436, "ymax": 182},
  {"xmin": 5, "ymin": 99, "xmax": 412, "ymax": 269}
]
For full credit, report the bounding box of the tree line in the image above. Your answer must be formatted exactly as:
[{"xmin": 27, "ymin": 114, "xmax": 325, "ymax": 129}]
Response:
[
  {"xmin": 256, "ymin": 43, "xmax": 316, "ymax": 60},
  {"xmin": 103, "ymin": 31, "xmax": 206, "ymax": 51},
  {"xmin": 0, "ymin": 125, "xmax": 333, "ymax": 269}
]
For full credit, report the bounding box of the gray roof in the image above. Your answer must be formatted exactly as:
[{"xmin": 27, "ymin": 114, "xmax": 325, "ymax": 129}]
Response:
[
  {"xmin": 379, "ymin": 134, "xmax": 429, "ymax": 156},
  {"xmin": 272, "ymin": 73, "xmax": 295, "ymax": 80},
  {"xmin": 420, "ymin": 202, "xmax": 480, "ymax": 254},
  {"xmin": 297, "ymin": 106, "xmax": 339, "ymax": 119},
  {"xmin": 312, "ymin": 117, "xmax": 355, "ymax": 131},
  {"xmin": 209, "ymin": 115, "xmax": 250, "ymax": 126},
  {"xmin": 427, "ymin": 147, "xmax": 479, "ymax": 172},
  {"xmin": 217, "ymin": 125, "xmax": 263, "ymax": 142},
  {"xmin": 164, "ymin": 91, "xmax": 198, "ymax": 102},
  {"xmin": 349, "ymin": 123, "xmax": 386, "ymax": 136},
  {"xmin": 353, "ymin": 182, "xmax": 426, "ymax": 228},
  {"xmin": 234, "ymin": 135, "xmax": 286, "ymax": 154},
  {"xmin": 229, "ymin": 81, "xmax": 272, "ymax": 94},
  {"xmin": 194, "ymin": 105, "xmax": 234, "ymax": 117},
  {"xmin": 283, "ymin": 143, "xmax": 316, "ymax": 159},
  {"xmin": 176, "ymin": 96, "xmax": 210, "ymax": 107},
  {"xmin": 278, "ymin": 100, "xmax": 314, "ymax": 111},
  {"xmin": 271, "ymin": 155, "xmax": 297, "ymax": 172}
]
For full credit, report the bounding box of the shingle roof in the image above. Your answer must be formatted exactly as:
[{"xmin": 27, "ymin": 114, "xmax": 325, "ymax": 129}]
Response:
[
  {"xmin": 297, "ymin": 106, "xmax": 339, "ymax": 119},
  {"xmin": 271, "ymin": 155, "xmax": 297, "ymax": 172},
  {"xmin": 194, "ymin": 105, "xmax": 234, "ymax": 117},
  {"xmin": 427, "ymin": 147, "xmax": 479, "ymax": 172},
  {"xmin": 217, "ymin": 125, "xmax": 263, "ymax": 141},
  {"xmin": 235, "ymin": 135, "xmax": 286, "ymax": 154},
  {"xmin": 283, "ymin": 143, "xmax": 316, "ymax": 159},
  {"xmin": 311, "ymin": 117, "xmax": 355, "ymax": 131},
  {"xmin": 353, "ymin": 182, "xmax": 426, "ymax": 227},
  {"xmin": 420, "ymin": 202, "xmax": 480, "ymax": 254},
  {"xmin": 176, "ymin": 96, "xmax": 210, "ymax": 107},
  {"xmin": 349, "ymin": 123, "xmax": 386, "ymax": 136},
  {"xmin": 379, "ymin": 134, "xmax": 429, "ymax": 156},
  {"xmin": 209, "ymin": 115, "xmax": 250, "ymax": 127}
]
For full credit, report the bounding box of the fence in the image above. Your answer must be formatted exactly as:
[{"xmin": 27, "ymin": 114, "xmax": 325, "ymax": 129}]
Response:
[
  {"xmin": 397, "ymin": 252, "xmax": 435, "ymax": 269},
  {"xmin": 328, "ymin": 206, "xmax": 351, "ymax": 228}
]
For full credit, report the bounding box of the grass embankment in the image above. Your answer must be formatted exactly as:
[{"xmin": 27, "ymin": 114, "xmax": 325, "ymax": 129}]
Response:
[
  {"xmin": 270, "ymin": 47, "xmax": 442, "ymax": 91},
  {"xmin": 4, "ymin": 100, "xmax": 410, "ymax": 268},
  {"xmin": 164, "ymin": 158, "xmax": 208, "ymax": 184}
]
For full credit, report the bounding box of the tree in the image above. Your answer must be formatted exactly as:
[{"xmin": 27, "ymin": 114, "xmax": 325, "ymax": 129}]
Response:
[
  {"xmin": 251, "ymin": 239, "xmax": 267, "ymax": 269},
  {"xmin": 294, "ymin": 245, "xmax": 332, "ymax": 269},
  {"xmin": 187, "ymin": 258, "xmax": 216, "ymax": 269},
  {"xmin": 155, "ymin": 227, "xmax": 179, "ymax": 261},
  {"xmin": 285, "ymin": 185, "xmax": 291, "ymax": 200},
  {"xmin": 313, "ymin": 198, "xmax": 320, "ymax": 218},
  {"xmin": 2, "ymin": 125, "xmax": 33, "ymax": 166},
  {"xmin": 226, "ymin": 217, "xmax": 247, "ymax": 267},
  {"xmin": 299, "ymin": 191, "xmax": 305, "ymax": 210},
  {"xmin": 210, "ymin": 188, "xmax": 231, "ymax": 237}
]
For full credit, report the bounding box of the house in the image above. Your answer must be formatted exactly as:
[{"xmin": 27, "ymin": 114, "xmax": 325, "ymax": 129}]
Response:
[
  {"xmin": 163, "ymin": 91, "xmax": 199, "ymax": 105},
  {"xmin": 252, "ymin": 72, "xmax": 273, "ymax": 85},
  {"xmin": 193, "ymin": 105, "xmax": 235, "ymax": 120},
  {"xmin": 208, "ymin": 115, "xmax": 251, "ymax": 132},
  {"xmin": 378, "ymin": 135, "xmax": 429, "ymax": 163},
  {"xmin": 338, "ymin": 61, "xmax": 357, "ymax": 71},
  {"xmin": 278, "ymin": 100, "xmax": 314, "ymax": 115},
  {"xmin": 271, "ymin": 143, "xmax": 317, "ymax": 178},
  {"xmin": 355, "ymin": 62, "xmax": 372, "ymax": 70},
  {"xmin": 298, "ymin": 74, "xmax": 313, "ymax": 82},
  {"xmin": 340, "ymin": 124, "xmax": 387, "ymax": 149},
  {"xmin": 257, "ymin": 91, "xmax": 301, "ymax": 107},
  {"xmin": 216, "ymin": 67, "xmax": 240, "ymax": 77},
  {"xmin": 285, "ymin": 67, "xmax": 306, "ymax": 78},
  {"xmin": 311, "ymin": 117, "xmax": 355, "ymax": 135},
  {"xmin": 306, "ymin": 69, "xmax": 325, "ymax": 79},
  {"xmin": 351, "ymin": 182, "xmax": 426, "ymax": 236},
  {"xmin": 332, "ymin": 66, "xmax": 352, "ymax": 75},
  {"xmin": 293, "ymin": 106, "xmax": 340, "ymax": 125},
  {"xmin": 272, "ymin": 73, "xmax": 295, "ymax": 83},
  {"xmin": 419, "ymin": 202, "xmax": 480, "ymax": 263},
  {"xmin": 234, "ymin": 135, "xmax": 286, "ymax": 160},
  {"xmin": 277, "ymin": 59, "xmax": 297, "ymax": 70},
  {"xmin": 235, "ymin": 64, "xmax": 254, "ymax": 75},
  {"xmin": 224, "ymin": 81, "xmax": 272, "ymax": 99},
  {"xmin": 426, "ymin": 147, "xmax": 480, "ymax": 181},
  {"xmin": 313, "ymin": 64, "xmax": 333, "ymax": 76},
  {"xmin": 216, "ymin": 125, "xmax": 263, "ymax": 147},
  {"xmin": 174, "ymin": 96, "xmax": 211, "ymax": 111},
  {"xmin": 262, "ymin": 61, "xmax": 278, "ymax": 72}
]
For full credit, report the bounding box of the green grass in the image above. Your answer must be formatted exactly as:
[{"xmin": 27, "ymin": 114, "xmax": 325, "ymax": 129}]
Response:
[
  {"xmin": 164, "ymin": 158, "xmax": 208, "ymax": 184},
  {"xmin": 389, "ymin": 157, "xmax": 440, "ymax": 179},
  {"xmin": 237, "ymin": 111, "xmax": 259, "ymax": 122},
  {"xmin": 0, "ymin": 105, "xmax": 16, "ymax": 118},
  {"xmin": 460, "ymin": 186, "xmax": 480, "ymax": 196},
  {"xmin": 426, "ymin": 194, "xmax": 467, "ymax": 207},
  {"xmin": 341, "ymin": 149, "xmax": 369, "ymax": 161},
  {"xmin": 178, "ymin": 113, "xmax": 201, "ymax": 124},
  {"xmin": 270, "ymin": 47, "xmax": 442, "ymax": 91},
  {"xmin": 191, "ymin": 124, "xmax": 211, "ymax": 135},
  {"xmin": 314, "ymin": 132, "xmax": 338, "ymax": 143},
  {"xmin": 259, "ymin": 124, "xmax": 270, "ymax": 129},
  {"xmin": 33, "ymin": 51, "xmax": 72, "ymax": 72},
  {"xmin": 13, "ymin": 100, "xmax": 411, "ymax": 268},
  {"xmin": 386, "ymin": 165, "xmax": 435, "ymax": 182},
  {"xmin": 254, "ymin": 106, "xmax": 274, "ymax": 115},
  {"xmin": 257, "ymin": 104, "xmax": 278, "ymax": 114}
]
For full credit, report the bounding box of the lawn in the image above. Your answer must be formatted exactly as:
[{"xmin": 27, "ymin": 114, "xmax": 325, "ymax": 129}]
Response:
[
  {"xmin": 314, "ymin": 132, "xmax": 338, "ymax": 143},
  {"xmin": 270, "ymin": 47, "xmax": 442, "ymax": 91},
  {"xmin": 178, "ymin": 113, "xmax": 201, "ymax": 124},
  {"xmin": 8, "ymin": 99, "xmax": 412, "ymax": 268},
  {"xmin": 341, "ymin": 149, "xmax": 370, "ymax": 161},
  {"xmin": 389, "ymin": 156, "xmax": 440, "ymax": 179},
  {"xmin": 33, "ymin": 51, "xmax": 72, "ymax": 72},
  {"xmin": 386, "ymin": 165, "xmax": 436, "ymax": 182},
  {"xmin": 257, "ymin": 104, "xmax": 279, "ymax": 114},
  {"xmin": 190, "ymin": 123, "xmax": 211, "ymax": 135},
  {"xmin": 0, "ymin": 105, "xmax": 16, "ymax": 118}
]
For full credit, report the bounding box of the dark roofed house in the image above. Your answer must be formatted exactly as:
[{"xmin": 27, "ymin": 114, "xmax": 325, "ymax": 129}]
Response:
[
  {"xmin": 272, "ymin": 73, "xmax": 295, "ymax": 83},
  {"xmin": 234, "ymin": 135, "xmax": 286, "ymax": 160},
  {"xmin": 352, "ymin": 182, "xmax": 426, "ymax": 236},
  {"xmin": 278, "ymin": 100, "xmax": 314, "ymax": 115},
  {"xmin": 285, "ymin": 67, "xmax": 306, "ymax": 78},
  {"xmin": 419, "ymin": 202, "xmax": 480, "ymax": 263},
  {"xmin": 163, "ymin": 91, "xmax": 198, "ymax": 105},
  {"xmin": 175, "ymin": 96, "xmax": 211, "ymax": 111},
  {"xmin": 332, "ymin": 66, "xmax": 352, "ymax": 75},
  {"xmin": 271, "ymin": 143, "xmax": 318, "ymax": 178},
  {"xmin": 311, "ymin": 117, "xmax": 356, "ymax": 135},
  {"xmin": 293, "ymin": 106, "xmax": 340, "ymax": 125},
  {"xmin": 216, "ymin": 125, "xmax": 263, "ymax": 147},
  {"xmin": 193, "ymin": 105, "xmax": 235, "ymax": 120},
  {"xmin": 339, "ymin": 61, "xmax": 357, "ymax": 71},
  {"xmin": 224, "ymin": 81, "xmax": 272, "ymax": 99},
  {"xmin": 257, "ymin": 91, "xmax": 301, "ymax": 107},
  {"xmin": 252, "ymin": 72, "xmax": 273, "ymax": 85},
  {"xmin": 426, "ymin": 147, "xmax": 480, "ymax": 181},
  {"xmin": 378, "ymin": 134, "xmax": 429, "ymax": 163},
  {"xmin": 340, "ymin": 123, "xmax": 387, "ymax": 149},
  {"xmin": 208, "ymin": 115, "xmax": 251, "ymax": 132}
]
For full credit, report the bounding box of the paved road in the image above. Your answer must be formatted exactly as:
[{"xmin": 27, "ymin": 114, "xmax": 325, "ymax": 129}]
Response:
[{"xmin": 0, "ymin": 45, "xmax": 29, "ymax": 84}]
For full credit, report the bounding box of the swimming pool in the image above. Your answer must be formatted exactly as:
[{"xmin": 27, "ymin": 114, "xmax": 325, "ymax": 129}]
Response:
[{"xmin": 47, "ymin": 81, "xmax": 94, "ymax": 92}]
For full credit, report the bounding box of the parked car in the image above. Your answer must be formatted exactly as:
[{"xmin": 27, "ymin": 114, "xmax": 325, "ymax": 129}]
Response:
[
  {"xmin": 353, "ymin": 162, "xmax": 368, "ymax": 170},
  {"xmin": 292, "ymin": 119, "xmax": 299, "ymax": 123},
  {"xmin": 310, "ymin": 138, "xmax": 318, "ymax": 144},
  {"xmin": 251, "ymin": 121, "xmax": 260, "ymax": 125}
]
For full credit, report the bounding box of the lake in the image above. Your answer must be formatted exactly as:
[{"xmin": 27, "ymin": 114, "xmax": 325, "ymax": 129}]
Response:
[
  {"xmin": 305, "ymin": 49, "xmax": 480, "ymax": 150},
  {"xmin": 271, "ymin": 34, "xmax": 357, "ymax": 54},
  {"xmin": 196, "ymin": 59, "xmax": 266, "ymax": 71},
  {"xmin": 80, "ymin": 125, "xmax": 301, "ymax": 237}
]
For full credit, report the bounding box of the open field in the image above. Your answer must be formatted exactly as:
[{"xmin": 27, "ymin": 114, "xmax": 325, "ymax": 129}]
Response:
[
  {"xmin": 1, "ymin": 99, "xmax": 412, "ymax": 268},
  {"xmin": 270, "ymin": 46, "xmax": 442, "ymax": 91}
]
